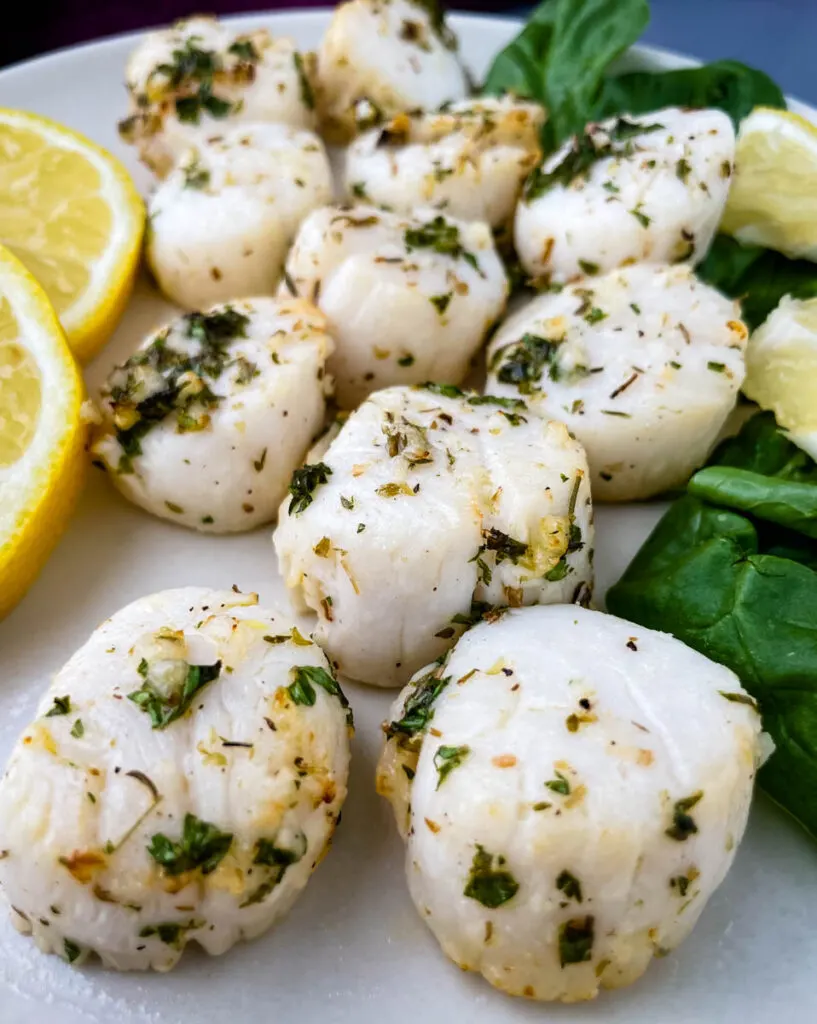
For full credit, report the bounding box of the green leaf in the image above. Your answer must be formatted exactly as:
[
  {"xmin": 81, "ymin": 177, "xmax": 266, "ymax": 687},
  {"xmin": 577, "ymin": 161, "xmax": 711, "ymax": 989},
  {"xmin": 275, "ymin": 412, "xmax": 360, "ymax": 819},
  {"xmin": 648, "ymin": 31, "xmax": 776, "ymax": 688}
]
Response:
[
  {"xmin": 288, "ymin": 462, "xmax": 332, "ymax": 515},
  {"xmin": 556, "ymin": 869, "xmax": 583, "ymax": 902},
  {"xmin": 697, "ymin": 235, "xmax": 817, "ymax": 331},
  {"xmin": 385, "ymin": 666, "xmax": 451, "ymax": 739},
  {"xmin": 433, "ymin": 744, "xmax": 470, "ymax": 788},
  {"xmin": 689, "ymin": 467, "xmax": 817, "ymax": 540},
  {"xmin": 558, "ymin": 916, "xmax": 595, "ymax": 965},
  {"xmin": 147, "ymin": 813, "xmax": 233, "ymax": 876},
  {"xmin": 595, "ymin": 60, "xmax": 785, "ymax": 129},
  {"xmin": 45, "ymin": 695, "xmax": 71, "ymax": 717},
  {"xmin": 288, "ymin": 665, "xmax": 354, "ymax": 727},
  {"xmin": 128, "ymin": 662, "xmax": 222, "ymax": 729},
  {"xmin": 463, "ymin": 845, "xmax": 519, "ymax": 908},
  {"xmin": 483, "ymin": 0, "xmax": 649, "ymax": 150}
]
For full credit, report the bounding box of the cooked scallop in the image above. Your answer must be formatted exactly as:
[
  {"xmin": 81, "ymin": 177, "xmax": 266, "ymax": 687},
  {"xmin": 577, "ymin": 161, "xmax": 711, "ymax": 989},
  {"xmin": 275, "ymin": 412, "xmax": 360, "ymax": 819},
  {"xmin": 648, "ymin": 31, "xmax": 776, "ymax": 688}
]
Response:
[
  {"xmin": 344, "ymin": 98, "xmax": 543, "ymax": 233},
  {"xmin": 119, "ymin": 17, "xmax": 317, "ymax": 176},
  {"xmin": 486, "ymin": 263, "xmax": 747, "ymax": 501},
  {"xmin": 147, "ymin": 124, "xmax": 333, "ymax": 310},
  {"xmin": 92, "ymin": 298, "xmax": 333, "ymax": 532},
  {"xmin": 316, "ymin": 0, "xmax": 469, "ymax": 142},
  {"xmin": 0, "ymin": 587, "xmax": 351, "ymax": 971},
  {"xmin": 515, "ymin": 108, "xmax": 735, "ymax": 284},
  {"xmin": 377, "ymin": 604, "xmax": 763, "ymax": 1002},
  {"xmin": 273, "ymin": 384, "xmax": 593, "ymax": 688},
  {"xmin": 282, "ymin": 204, "xmax": 508, "ymax": 408}
]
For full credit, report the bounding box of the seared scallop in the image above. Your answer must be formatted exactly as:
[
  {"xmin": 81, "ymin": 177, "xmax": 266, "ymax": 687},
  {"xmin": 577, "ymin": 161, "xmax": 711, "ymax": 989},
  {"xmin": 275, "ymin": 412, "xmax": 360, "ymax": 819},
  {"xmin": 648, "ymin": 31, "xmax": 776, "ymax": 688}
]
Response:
[
  {"xmin": 92, "ymin": 298, "xmax": 333, "ymax": 532},
  {"xmin": 344, "ymin": 98, "xmax": 543, "ymax": 233},
  {"xmin": 119, "ymin": 17, "xmax": 317, "ymax": 176},
  {"xmin": 147, "ymin": 124, "xmax": 332, "ymax": 310},
  {"xmin": 486, "ymin": 263, "xmax": 747, "ymax": 501},
  {"xmin": 316, "ymin": 0, "xmax": 469, "ymax": 142},
  {"xmin": 282, "ymin": 204, "xmax": 508, "ymax": 408},
  {"xmin": 515, "ymin": 108, "xmax": 735, "ymax": 284},
  {"xmin": 377, "ymin": 604, "xmax": 763, "ymax": 1002},
  {"xmin": 0, "ymin": 587, "xmax": 351, "ymax": 971},
  {"xmin": 273, "ymin": 384, "xmax": 593, "ymax": 688}
]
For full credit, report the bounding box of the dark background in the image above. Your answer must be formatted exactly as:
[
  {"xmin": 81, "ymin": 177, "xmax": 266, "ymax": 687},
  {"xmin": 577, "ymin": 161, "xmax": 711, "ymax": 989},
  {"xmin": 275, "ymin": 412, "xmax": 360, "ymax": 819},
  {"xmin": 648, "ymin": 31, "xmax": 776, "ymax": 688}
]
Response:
[{"xmin": 2, "ymin": 1, "xmax": 814, "ymax": 104}]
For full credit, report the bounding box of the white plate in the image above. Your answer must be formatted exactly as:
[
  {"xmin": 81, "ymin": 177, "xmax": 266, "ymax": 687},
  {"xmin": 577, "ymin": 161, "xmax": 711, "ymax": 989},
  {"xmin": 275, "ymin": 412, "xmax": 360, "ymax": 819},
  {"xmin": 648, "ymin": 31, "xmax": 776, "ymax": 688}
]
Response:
[{"xmin": 0, "ymin": 10, "xmax": 814, "ymax": 1024}]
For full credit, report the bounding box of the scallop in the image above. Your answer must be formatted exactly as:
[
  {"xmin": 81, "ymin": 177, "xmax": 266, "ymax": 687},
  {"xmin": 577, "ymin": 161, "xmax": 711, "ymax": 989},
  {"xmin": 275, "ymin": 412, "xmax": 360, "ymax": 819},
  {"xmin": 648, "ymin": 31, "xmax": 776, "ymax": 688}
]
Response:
[
  {"xmin": 282, "ymin": 204, "xmax": 508, "ymax": 409},
  {"xmin": 377, "ymin": 604, "xmax": 763, "ymax": 1002},
  {"xmin": 146, "ymin": 124, "xmax": 333, "ymax": 310},
  {"xmin": 486, "ymin": 263, "xmax": 747, "ymax": 501},
  {"xmin": 515, "ymin": 108, "xmax": 735, "ymax": 284},
  {"xmin": 0, "ymin": 587, "xmax": 351, "ymax": 971},
  {"xmin": 273, "ymin": 384, "xmax": 593, "ymax": 688},
  {"xmin": 119, "ymin": 17, "xmax": 317, "ymax": 176},
  {"xmin": 344, "ymin": 98, "xmax": 543, "ymax": 234},
  {"xmin": 92, "ymin": 298, "xmax": 333, "ymax": 532},
  {"xmin": 316, "ymin": 0, "xmax": 469, "ymax": 142}
]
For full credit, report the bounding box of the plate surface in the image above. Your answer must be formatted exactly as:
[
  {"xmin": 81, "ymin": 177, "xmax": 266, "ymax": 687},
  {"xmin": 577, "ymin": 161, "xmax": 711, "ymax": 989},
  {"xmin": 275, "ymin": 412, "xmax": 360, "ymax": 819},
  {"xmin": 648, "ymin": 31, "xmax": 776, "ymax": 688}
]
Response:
[{"xmin": 0, "ymin": 11, "xmax": 815, "ymax": 1024}]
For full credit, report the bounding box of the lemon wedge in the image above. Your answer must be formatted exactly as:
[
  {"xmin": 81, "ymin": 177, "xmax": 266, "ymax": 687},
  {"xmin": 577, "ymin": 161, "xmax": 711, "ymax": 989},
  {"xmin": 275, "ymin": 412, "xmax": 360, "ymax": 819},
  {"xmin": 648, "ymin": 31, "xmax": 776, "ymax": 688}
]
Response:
[
  {"xmin": 0, "ymin": 245, "xmax": 87, "ymax": 619},
  {"xmin": 743, "ymin": 295, "xmax": 817, "ymax": 460},
  {"xmin": 0, "ymin": 108, "xmax": 145, "ymax": 363},
  {"xmin": 721, "ymin": 107, "xmax": 817, "ymax": 261}
]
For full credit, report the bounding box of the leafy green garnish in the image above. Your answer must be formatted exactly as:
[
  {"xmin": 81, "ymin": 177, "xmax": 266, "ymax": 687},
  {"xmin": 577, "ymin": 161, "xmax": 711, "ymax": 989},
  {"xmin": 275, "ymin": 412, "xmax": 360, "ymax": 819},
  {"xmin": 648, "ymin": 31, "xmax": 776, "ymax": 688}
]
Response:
[
  {"xmin": 286, "ymin": 665, "xmax": 354, "ymax": 727},
  {"xmin": 147, "ymin": 813, "xmax": 233, "ymax": 876},
  {"xmin": 666, "ymin": 792, "xmax": 703, "ymax": 841},
  {"xmin": 558, "ymin": 916, "xmax": 595, "ymax": 965},
  {"xmin": 153, "ymin": 37, "xmax": 236, "ymax": 125},
  {"xmin": 293, "ymin": 51, "xmax": 315, "ymax": 109},
  {"xmin": 697, "ymin": 234, "xmax": 817, "ymax": 331},
  {"xmin": 182, "ymin": 159, "xmax": 210, "ymax": 190},
  {"xmin": 463, "ymin": 845, "xmax": 519, "ymax": 908},
  {"xmin": 491, "ymin": 333, "xmax": 563, "ymax": 394},
  {"xmin": 241, "ymin": 831, "xmax": 308, "ymax": 907},
  {"xmin": 467, "ymin": 395, "xmax": 527, "ymax": 411},
  {"xmin": 420, "ymin": 381, "xmax": 464, "ymax": 399},
  {"xmin": 45, "ymin": 695, "xmax": 71, "ymax": 717},
  {"xmin": 288, "ymin": 462, "xmax": 332, "ymax": 515},
  {"xmin": 385, "ymin": 665, "xmax": 450, "ymax": 739},
  {"xmin": 63, "ymin": 939, "xmax": 82, "ymax": 963},
  {"xmin": 404, "ymin": 216, "xmax": 480, "ymax": 273},
  {"xmin": 128, "ymin": 660, "xmax": 222, "ymax": 729},
  {"xmin": 556, "ymin": 869, "xmax": 583, "ymax": 902},
  {"xmin": 228, "ymin": 39, "xmax": 258, "ymax": 62},
  {"xmin": 70, "ymin": 719, "xmax": 84, "ymax": 739},
  {"xmin": 433, "ymin": 745, "xmax": 470, "ymax": 789},
  {"xmin": 545, "ymin": 770, "xmax": 571, "ymax": 795},
  {"xmin": 483, "ymin": 0, "xmax": 784, "ymax": 151}
]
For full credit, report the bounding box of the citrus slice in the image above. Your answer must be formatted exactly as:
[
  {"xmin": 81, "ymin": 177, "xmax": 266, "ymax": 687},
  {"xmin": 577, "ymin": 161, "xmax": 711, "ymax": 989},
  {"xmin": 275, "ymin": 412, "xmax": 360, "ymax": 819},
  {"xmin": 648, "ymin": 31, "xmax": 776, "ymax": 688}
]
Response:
[
  {"xmin": 721, "ymin": 107, "xmax": 817, "ymax": 261},
  {"xmin": 0, "ymin": 108, "xmax": 145, "ymax": 363},
  {"xmin": 0, "ymin": 245, "xmax": 87, "ymax": 619},
  {"xmin": 743, "ymin": 295, "xmax": 817, "ymax": 460}
]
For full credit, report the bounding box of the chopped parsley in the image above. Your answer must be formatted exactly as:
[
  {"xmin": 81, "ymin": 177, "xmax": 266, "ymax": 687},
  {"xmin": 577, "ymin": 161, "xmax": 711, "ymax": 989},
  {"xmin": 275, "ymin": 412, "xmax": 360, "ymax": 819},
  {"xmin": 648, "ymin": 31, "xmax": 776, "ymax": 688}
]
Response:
[
  {"xmin": 129, "ymin": 659, "xmax": 221, "ymax": 729},
  {"xmin": 153, "ymin": 38, "xmax": 236, "ymax": 125},
  {"xmin": 63, "ymin": 939, "xmax": 82, "ymax": 963},
  {"xmin": 45, "ymin": 695, "xmax": 71, "ymax": 717},
  {"xmin": 286, "ymin": 665, "xmax": 353, "ymax": 727},
  {"xmin": 707, "ymin": 361, "xmax": 726, "ymax": 373},
  {"xmin": 293, "ymin": 51, "xmax": 315, "ymax": 109},
  {"xmin": 719, "ymin": 691, "xmax": 759, "ymax": 712},
  {"xmin": 545, "ymin": 770, "xmax": 571, "ymax": 795},
  {"xmin": 463, "ymin": 845, "xmax": 519, "ymax": 908},
  {"xmin": 253, "ymin": 448, "xmax": 267, "ymax": 472},
  {"xmin": 433, "ymin": 744, "xmax": 470, "ymax": 789},
  {"xmin": 421, "ymin": 381, "xmax": 464, "ymax": 399},
  {"xmin": 241, "ymin": 831, "xmax": 308, "ymax": 907},
  {"xmin": 351, "ymin": 181, "xmax": 368, "ymax": 200},
  {"xmin": 404, "ymin": 216, "xmax": 480, "ymax": 274},
  {"xmin": 288, "ymin": 462, "xmax": 332, "ymax": 515},
  {"xmin": 107, "ymin": 308, "xmax": 249, "ymax": 473},
  {"xmin": 430, "ymin": 292, "xmax": 452, "ymax": 315},
  {"xmin": 70, "ymin": 719, "xmax": 84, "ymax": 739},
  {"xmin": 148, "ymin": 813, "xmax": 233, "ymax": 876},
  {"xmin": 384, "ymin": 665, "xmax": 450, "ymax": 740},
  {"xmin": 666, "ymin": 791, "xmax": 703, "ymax": 841},
  {"xmin": 227, "ymin": 39, "xmax": 258, "ymax": 62},
  {"xmin": 492, "ymin": 333, "xmax": 562, "ymax": 394},
  {"xmin": 556, "ymin": 869, "xmax": 583, "ymax": 903},
  {"xmin": 139, "ymin": 919, "xmax": 203, "ymax": 948},
  {"xmin": 676, "ymin": 157, "xmax": 692, "ymax": 183},
  {"xmin": 559, "ymin": 916, "xmax": 595, "ymax": 965},
  {"xmin": 481, "ymin": 528, "xmax": 528, "ymax": 564},
  {"xmin": 525, "ymin": 118, "xmax": 663, "ymax": 200},
  {"xmin": 182, "ymin": 158, "xmax": 210, "ymax": 190},
  {"xmin": 467, "ymin": 395, "xmax": 526, "ymax": 411},
  {"xmin": 630, "ymin": 206, "xmax": 651, "ymax": 228},
  {"xmin": 544, "ymin": 558, "xmax": 570, "ymax": 582},
  {"xmin": 578, "ymin": 259, "xmax": 599, "ymax": 275},
  {"xmin": 398, "ymin": 354, "xmax": 415, "ymax": 367}
]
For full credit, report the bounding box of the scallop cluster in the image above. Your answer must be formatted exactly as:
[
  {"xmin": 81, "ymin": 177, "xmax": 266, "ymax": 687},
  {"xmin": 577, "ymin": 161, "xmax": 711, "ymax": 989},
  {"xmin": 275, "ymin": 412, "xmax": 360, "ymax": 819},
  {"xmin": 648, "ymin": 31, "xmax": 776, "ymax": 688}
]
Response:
[{"xmin": 0, "ymin": 0, "xmax": 766, "ymax": 997}]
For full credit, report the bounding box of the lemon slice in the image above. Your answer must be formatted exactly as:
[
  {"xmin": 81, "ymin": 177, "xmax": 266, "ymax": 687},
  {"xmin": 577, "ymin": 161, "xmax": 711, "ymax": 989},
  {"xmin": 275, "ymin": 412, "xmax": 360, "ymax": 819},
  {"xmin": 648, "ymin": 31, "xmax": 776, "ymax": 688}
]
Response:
[
  {"xmin": 0, "ymin": 245, "xmax": 87, "ymax": 619},
  {"xmin": 0, "ymin": 108, "xmax": 145, "ymax": 363},
  {"xmin": 743, "ymin": 295, "xmax": 817, "ymax": 460},
  {"xmin": 721, "ymin": 107, "xmax": 817, "ymax": 261}
]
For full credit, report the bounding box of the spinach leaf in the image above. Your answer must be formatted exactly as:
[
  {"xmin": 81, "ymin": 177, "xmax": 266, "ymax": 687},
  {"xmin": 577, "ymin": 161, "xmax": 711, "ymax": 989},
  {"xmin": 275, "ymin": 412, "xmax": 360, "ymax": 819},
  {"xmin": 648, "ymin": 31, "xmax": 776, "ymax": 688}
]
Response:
[
  {"xmin": 689, "ymin": 467, "xmax": 817, "ymax": 539},
  {"xmin": 709, "ymin": 412, "xmax": 817, "ymax": 480},
  {"xmin": 483, "ymin": 0, "xmax": 649, "ymax": 150},
  {"xmin": 697, "ymin": 235, "xmax": 817, "ymax": 331},
  {"xmin": 595, "ymin": 60, "xmax": 785, "ymax": 129}
]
